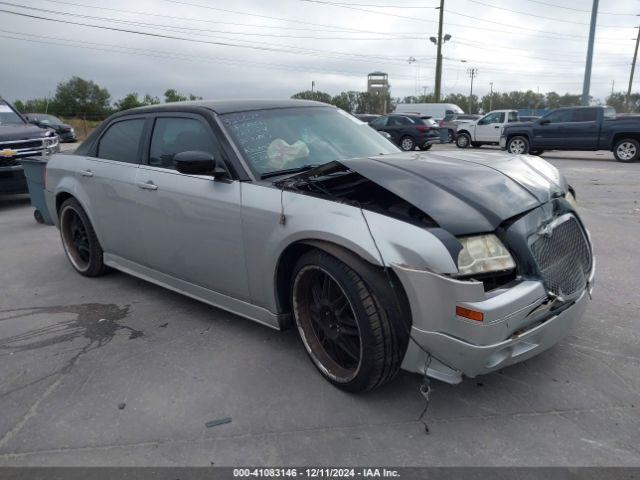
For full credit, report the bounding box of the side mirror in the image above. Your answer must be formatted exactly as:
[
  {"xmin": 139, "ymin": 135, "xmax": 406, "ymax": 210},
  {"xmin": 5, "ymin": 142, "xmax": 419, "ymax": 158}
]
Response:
[
  {"xmin": 539, "ymin": 118, "xmax": 551, "ymax": 125},
  {"xmin": 174, "ymin": 151, "xmax": 228, "ymax": 178}
]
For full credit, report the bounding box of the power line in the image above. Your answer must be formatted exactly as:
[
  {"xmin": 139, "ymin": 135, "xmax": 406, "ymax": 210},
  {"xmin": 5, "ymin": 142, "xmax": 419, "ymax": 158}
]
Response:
[
  {"xmin": 0, "ymin": 8, "xmax": 417, "ymax": 63},
  {"xmin": 298, "ymin": 0, "xmax": 630, "ymax": 43},
  {"xmin": 36, "ymin": 0, "xmax": 434, "ymax": 36},
  {"xmin": 465, "ymin": 0, "xmax": 636, "ymax": 28},
  {"xmin": 519, "ymin": 0, "xmax": 634, "ymax": 16},
  {"xmin": 0, "ymin": 1, "xmax": 424, "ymax": 41},
  {"xmin": 296, "ymin": 0, "xmax": 437, "ymax": 8},
  {"xmin": 0, "ymin": 31, "xmax": 418, "ymax": 79}
]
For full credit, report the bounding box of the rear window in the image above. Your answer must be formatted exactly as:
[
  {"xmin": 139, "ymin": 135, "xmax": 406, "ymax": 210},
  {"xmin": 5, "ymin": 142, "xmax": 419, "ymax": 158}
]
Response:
[
  {"xmin": 508, "ymin": 111, "xmax": 519, "ymax": 122},
  {"xmin": 97, "ymin": 118, "xmax": 145, "ymax": 164},
  {"xmin": 572, "ymin": 108, "xmax": 598, "ymax": 122},
  {"xmin": 603, "ymin": 107, "xmax": 616, "ymax": 120}
]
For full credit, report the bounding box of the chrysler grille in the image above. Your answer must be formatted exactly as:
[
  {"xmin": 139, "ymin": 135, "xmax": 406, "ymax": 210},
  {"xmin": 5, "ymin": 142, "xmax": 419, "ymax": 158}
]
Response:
[{"xmin": 530, "ymin": 215, "xmax": 592, "ymax": 298}]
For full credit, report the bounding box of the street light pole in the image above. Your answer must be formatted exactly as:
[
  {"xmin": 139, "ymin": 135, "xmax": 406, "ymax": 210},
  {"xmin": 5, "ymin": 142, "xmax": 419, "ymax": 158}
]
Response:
[
  {"xmin": 581, "ymin": 0, "xmax": 599, "ymax": 106},
  {"xmin": 467, "ymin": 68, "xmax": 478, "ymax": 113},
  {"xmin": 626, "ymin": 26, "xmax": 640, "ymax": 109},
  {"xmin": 434, "ymin": 0, "xmax": 445, "ymax": 102},
  {"xmin": 489, "ymin": 82, "xmax": 493, "ymax": 112}
]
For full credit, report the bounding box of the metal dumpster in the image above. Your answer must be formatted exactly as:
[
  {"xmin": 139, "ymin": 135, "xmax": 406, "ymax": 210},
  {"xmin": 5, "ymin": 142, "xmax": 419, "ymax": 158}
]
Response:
[{"xmin": 18, "ymin": 157, "xmax": 53, "ymax": 225}]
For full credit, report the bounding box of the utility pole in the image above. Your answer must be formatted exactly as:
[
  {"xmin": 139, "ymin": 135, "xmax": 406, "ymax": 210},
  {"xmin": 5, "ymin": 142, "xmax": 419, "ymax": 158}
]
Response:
[
  {"xmin": 626, "ymin": 26, "xmax": 640, "ymax": 109},
  {"xmin": 467, "ymin": 68, "xmax": 478, "ymax": 113},
  {"xmin": 581, "ymin": 0, "xmax": 599, "ymax": 106},
  {"xmin": 489, "ymin": 82, "xmax": 493, "ymax": 112},
  {"xmin": 434, "ymin": 0, "xmax": 445, "ymax": 102}
]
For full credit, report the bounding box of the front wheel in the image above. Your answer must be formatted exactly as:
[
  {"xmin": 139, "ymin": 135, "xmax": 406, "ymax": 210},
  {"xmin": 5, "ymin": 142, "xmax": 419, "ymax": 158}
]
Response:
[
  {"xmin": 59, "ymin": 198, "xmax": 106, "ymax": 277},
  {"xmin": 456, "ymin": 132, "xmax": 471, "ymax": 148},
  {"xmin": 399, "ymin": 136, "xmax": 416, "ymax": 151},
  {"xmin": 291, "ymin": 250, "xmax": 409, "ymax": 392},
  {"xmin": 507, "ymin": 136, "xmax": 530, "ymax": 155},
  {"xmin": 613, "ymin": 138, "xmax": 639, "ymax": 162}
]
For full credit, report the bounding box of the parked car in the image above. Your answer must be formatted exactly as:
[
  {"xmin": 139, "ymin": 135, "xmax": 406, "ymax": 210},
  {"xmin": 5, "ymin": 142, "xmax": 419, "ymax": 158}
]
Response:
[
  {"xmin": 439, "ymin": 113, "xmax": 482, "ymax": 143},
  {"xmin": 354, "ymin": 114, "xmax": 380, "ymax": 123},
  {"xmin": 0, "ymin": 98, "xmax": 59, "ymax": 195},
  {"xmin": 456, "ymin": 110, "xmax": 520, "ymax": 149},
  {"xmin": 44, "ymin": 99, "xmax": 594, "ymax": 392},
  {"xmin": 500, "ymin": 106, "xmax": 640, "ymax": 162},
  {"xmin": 24, "ymin": 113, "xmax": 77, "ymax": 142},
  {"xmin": 394, "ymin": 103, "xmax": 464, "ymax": 121},
  {"xmin": 369, "ymin": 114, "xmax": 440, "ymax": 151}
]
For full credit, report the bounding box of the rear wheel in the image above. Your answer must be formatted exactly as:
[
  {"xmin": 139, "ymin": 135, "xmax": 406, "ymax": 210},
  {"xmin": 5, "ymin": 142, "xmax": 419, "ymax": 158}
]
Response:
[
  {"xmin": 399, "ymin": 136, "xmax": 416, "ymax": 151},
  {"xmin": 447, "ymin": 129, "xmax": 455, "ymax": 143},
  {"xmin": 291, "ymin": 250, "xmax": 409, "ymax": 392},
  {"xmin": 59, "ymin": 198, "xmax": 106, "ymax": 277},
  {"xmin": 613, "ymin": 138, "xmax": 639, "ymax": 162},
  {"xmin": 456, "ymin": 132, "xmax": 471, "ymax": 148},
  {"xmin": 507, "ymin": 136, "xmax": 530, "ymax": 155}
]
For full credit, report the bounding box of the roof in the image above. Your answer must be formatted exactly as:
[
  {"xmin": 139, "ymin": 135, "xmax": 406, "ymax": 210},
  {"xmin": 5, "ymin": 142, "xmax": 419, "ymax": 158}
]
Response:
[{"xmin": 125, "ymin": 99, "xmax": 331, "ymax": 115}]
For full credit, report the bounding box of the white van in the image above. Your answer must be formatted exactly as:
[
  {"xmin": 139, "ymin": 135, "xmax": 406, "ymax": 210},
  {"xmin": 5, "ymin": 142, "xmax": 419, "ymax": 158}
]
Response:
[{"xmin": 394, "ymin": 103, "xmax": 464, "ymax": 121}]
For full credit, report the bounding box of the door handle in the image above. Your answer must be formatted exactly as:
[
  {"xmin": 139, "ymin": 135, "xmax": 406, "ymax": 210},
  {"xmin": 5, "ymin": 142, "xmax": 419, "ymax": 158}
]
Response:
[
  {"xmin": 79, "ymin": 169, "xmax": 94, "ymax": 177},
  {"xmin": 137, "ymin": 181, "xmax": 158, "ymax": 191},
  {"xmin": 494, "ymin": 126, "xmax": 500, "ymax": 128}
]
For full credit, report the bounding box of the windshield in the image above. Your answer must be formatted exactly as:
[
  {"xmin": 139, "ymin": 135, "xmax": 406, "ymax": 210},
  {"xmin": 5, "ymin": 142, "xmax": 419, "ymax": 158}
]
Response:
[
  {"xmin": 0, "ymin": 101, "xmax": 25, "ymax": 126},
  {"xmin": 221, "ymin": 107, "xmax": 399, "ymax": 176}
]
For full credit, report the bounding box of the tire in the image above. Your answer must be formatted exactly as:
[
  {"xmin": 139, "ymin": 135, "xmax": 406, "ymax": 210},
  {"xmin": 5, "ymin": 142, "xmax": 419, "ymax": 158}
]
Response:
[
  {"xmin": 399, "ymin": 136, "xmax": 416, "ymax": 151},
  {"xmin": 419, "ymin": 143, "xmax": 433, "ymax": 151},
  {"xmin": 447, "ymin": 130, "xmax": 454, "ymax": 143},
  {"xmin": 613, "ymin": 138, "xmax": 639, "ymax": 163},
  {"xmin": 59, "ymin": 197, "xmax": 106, "ymax": 277},
  {"xmin": 291, "ymin": 249, "xmax": 409, "ymax": 392},
  {"xmin": 34, "ymin": 209, "xmax": 45, "ymax": 224},
  {"xmin": 456, "ymin": 132, "xmax": 471, "ymax": 148},
  {"xmin": 506, "ymin": 136, "xmax": 530, "ymax": 155},
  {"xmin": 529, "ymin": 150, "xmax": 544, "ymax": 156}
]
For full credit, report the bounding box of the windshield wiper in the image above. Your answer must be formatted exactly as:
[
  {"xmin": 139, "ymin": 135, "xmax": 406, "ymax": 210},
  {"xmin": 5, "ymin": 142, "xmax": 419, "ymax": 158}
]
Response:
[{"xmin": 260, "ymin": 164, "xmax": 321, "ymax": 179}]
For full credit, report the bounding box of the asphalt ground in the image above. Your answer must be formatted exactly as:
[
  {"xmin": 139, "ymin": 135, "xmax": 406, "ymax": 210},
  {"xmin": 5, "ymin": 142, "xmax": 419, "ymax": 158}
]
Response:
[{"xmin": 0, "ymin": 145, "xmax": 638, "ymax": 466}]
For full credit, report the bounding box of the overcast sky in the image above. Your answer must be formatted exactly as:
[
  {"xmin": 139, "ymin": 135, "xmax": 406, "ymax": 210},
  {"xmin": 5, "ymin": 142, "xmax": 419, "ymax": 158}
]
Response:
[{"xmin": 0, "ymin": 0, "xmax": 638, "ymax": 106}]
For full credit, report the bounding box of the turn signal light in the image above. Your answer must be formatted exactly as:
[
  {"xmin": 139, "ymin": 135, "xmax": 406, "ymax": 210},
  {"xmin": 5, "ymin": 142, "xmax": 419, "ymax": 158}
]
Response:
[{"xmin": 456, "ymin": 306, "xmax": 484, "ymax": 322}]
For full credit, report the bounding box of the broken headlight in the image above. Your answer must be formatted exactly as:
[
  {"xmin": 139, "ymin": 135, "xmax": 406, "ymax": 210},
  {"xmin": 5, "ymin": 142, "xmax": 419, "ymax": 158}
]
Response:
[{"xmin": 456, "ymin": 234, "xmax": 516, "ymax": 276}]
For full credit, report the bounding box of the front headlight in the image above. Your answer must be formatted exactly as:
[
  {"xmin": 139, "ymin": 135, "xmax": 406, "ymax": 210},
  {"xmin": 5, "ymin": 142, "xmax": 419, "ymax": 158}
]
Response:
[
  {"xmin": 456, "ymin": 234, "xmax": 516, "ymax": 276},
  {"xmin": 44, "ymin": 135, "xmax": 59, "ymax": 148}
]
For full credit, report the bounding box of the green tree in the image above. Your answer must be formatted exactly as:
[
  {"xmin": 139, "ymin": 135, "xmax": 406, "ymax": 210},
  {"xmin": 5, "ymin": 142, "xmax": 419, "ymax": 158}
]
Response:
[
  {"xmin": 606, "ymin": 92, "xmax": 640, "ymax": 113},
  {"xmin": 164, "ymin": 89, "xmax": 202, "ymax": 103},
  {"xmin": 291, "ymin": 90, "xmax": 333, "ymax": 104},
  {"xmin": 331, "ymin": 91, "xmax": 360, "ymax": 112},
  {"xmin": 51, "ymin": 76, "xmax": 111, "ymax": 118},
  {"xmin": 115, "ymin": 92, "xmax": 161, "ymax": 111}
]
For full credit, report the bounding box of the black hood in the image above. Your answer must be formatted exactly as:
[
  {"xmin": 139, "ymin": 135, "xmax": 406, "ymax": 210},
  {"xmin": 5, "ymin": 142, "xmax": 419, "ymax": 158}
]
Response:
[
  {"xmin": 340, "ymin": 150, "xmax": 567, "ymax": 235},
  {"xmin": 0, "ymin": 123, "xmax": 52, "ymax": 142}
]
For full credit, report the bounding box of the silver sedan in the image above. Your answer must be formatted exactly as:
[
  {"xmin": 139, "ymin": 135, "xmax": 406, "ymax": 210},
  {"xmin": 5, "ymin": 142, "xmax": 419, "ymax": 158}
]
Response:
[{"xmin": 44, "ymin": 99, "xmax": 594, "ymax": 392}]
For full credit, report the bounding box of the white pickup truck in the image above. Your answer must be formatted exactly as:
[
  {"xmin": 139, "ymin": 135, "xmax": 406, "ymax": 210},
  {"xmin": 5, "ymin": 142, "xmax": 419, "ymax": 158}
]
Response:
[{"xmin": 455, "ymin": 109, "xmax": 520, "ymax": 149}]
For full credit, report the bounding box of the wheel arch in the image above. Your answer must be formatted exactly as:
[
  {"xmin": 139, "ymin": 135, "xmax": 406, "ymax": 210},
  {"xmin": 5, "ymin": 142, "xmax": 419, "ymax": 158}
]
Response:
[
  {"xmin": 274, "ymin": 239, "xmax": 412, "ymax": 330},
  {"xmin": 611, "ymin": 132, "xmax": 640, "ymax": 150}
]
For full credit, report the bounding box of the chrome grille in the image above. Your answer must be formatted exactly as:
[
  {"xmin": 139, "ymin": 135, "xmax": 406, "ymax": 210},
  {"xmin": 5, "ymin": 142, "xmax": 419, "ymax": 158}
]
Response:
[
  {"xmin": 530, "ymin": 215, "xmax": 592, "ymax": 297},
  {"xmin": 0, "ymin": 158, "xmax": 20, "ymax": 167}
]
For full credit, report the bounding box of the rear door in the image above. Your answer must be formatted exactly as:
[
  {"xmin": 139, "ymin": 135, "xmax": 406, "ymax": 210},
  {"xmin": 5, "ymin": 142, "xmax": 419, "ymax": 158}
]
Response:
[
  {"xmin": 133, "ymin": 113, "xmax": 249, "ymax": 300},
  {"xmin": 79, "ymin": 115, "xmax": 148, "ymax": 262}
]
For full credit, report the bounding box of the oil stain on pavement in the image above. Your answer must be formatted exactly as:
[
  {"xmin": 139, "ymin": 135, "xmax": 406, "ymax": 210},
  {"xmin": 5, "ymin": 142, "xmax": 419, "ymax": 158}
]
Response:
[{"xmin": 0, "ymin": 304, "xmax": 142, "ymax": 393}]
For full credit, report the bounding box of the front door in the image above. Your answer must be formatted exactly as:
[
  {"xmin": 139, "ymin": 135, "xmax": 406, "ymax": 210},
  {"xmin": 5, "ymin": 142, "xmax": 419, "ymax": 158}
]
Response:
[
  {"xmin": 532, "ymin": 109, "xmax": 576, "ymax": 149},
  {"xmin": 134, "ymin": 114, "xmax": 250, "ymax": 301},
  {"xmin": 475, "ymin": 111, "xmax": 505, "ymax": 142}
]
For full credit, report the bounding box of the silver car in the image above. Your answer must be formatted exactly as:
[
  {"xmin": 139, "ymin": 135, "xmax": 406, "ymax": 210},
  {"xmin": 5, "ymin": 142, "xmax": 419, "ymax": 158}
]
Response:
[{"xmin": 44, "ymin": 100, "xmax": 595, "ymax": 392}]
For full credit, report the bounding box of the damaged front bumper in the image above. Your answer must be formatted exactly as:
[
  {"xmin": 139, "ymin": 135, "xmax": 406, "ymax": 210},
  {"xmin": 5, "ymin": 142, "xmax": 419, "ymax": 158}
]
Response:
[{"xmin": 394, "ymin": 264, "xmax": 594, "ymax": 384}]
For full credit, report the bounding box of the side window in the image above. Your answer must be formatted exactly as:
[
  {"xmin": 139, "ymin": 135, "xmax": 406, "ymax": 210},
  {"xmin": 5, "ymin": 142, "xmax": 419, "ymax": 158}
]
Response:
[
  {"xmin": 544, "ymin": 110, "xmax": 572, "ymax": 123},
  {"xmin": 97, "ymin": 119, "xmax": 145, "ymax": 164},
  {"xmin": 508, "ymin": 111, "xmax": 519, "ymax": 122},
  {"xmin": 149, "ymin": 117, "xmax": 217, "ymax": 169},
  {"xmin": 480, "ymin": 112, "xmax": 501, "ymax": 124},
  {"xmin": 370, "ymin": 116, "xmax": 387, "ymax": 127},
  {"xmin": 572, "ymin": 108, "xmax": 598, "ymax": 122}
]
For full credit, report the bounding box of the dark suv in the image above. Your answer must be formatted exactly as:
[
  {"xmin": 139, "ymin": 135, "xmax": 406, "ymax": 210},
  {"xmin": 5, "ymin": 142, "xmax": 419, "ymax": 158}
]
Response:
[
  {"xmin": 24, "ymin": 113, "xmax": 77, "ymax": 142},
  {"xmin": 0, "ymin": 98, "xmax": 60, "ymax": 194},
  {"xmin": 369, "ymin": 114, "xmax": 440, "ymax": 151}
]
